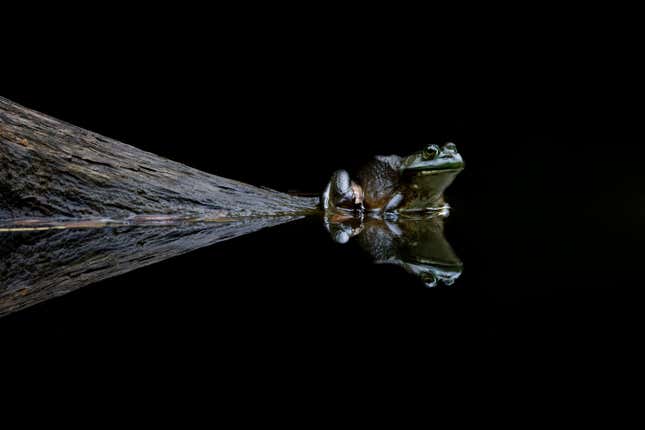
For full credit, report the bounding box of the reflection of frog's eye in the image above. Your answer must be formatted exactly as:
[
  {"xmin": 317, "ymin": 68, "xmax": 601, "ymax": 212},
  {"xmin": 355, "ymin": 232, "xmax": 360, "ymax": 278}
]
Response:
[
  {"xmin": 422, "ymin": 272, "xmax": 438, "ymax": 288},
  {"xmin": 422, "ymin": 145, "xmax": 440, "ymax": 160}
]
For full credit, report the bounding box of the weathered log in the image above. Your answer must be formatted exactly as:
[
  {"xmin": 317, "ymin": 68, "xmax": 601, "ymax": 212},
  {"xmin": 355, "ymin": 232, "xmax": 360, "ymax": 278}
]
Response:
[
  {"xmin": 0, "ymin": 96, "xmax": 319, "ymax": 221},
  {"xmin": 0, "ymin": 216, "xmax": 301, "ymax": 317}
]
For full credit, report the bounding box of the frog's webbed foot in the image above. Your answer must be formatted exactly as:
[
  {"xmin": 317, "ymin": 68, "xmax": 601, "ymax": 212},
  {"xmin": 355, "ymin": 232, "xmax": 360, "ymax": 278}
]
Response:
[{"xmin": 321, "ymin": 170, "xmax": 364, "ymax": 215}]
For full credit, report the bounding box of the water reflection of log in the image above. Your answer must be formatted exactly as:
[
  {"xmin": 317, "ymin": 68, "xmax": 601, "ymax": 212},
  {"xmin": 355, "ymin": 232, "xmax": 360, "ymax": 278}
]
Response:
[{"xmin": 0, "ymin": 216, "xmax": 300, "ymax": 318}]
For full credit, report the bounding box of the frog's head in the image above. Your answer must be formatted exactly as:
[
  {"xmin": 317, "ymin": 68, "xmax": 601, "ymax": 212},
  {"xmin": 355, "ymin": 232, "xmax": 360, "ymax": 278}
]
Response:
[{"xmin": 400, "ymin": 142, "xmax": 464, "ymax": 174}]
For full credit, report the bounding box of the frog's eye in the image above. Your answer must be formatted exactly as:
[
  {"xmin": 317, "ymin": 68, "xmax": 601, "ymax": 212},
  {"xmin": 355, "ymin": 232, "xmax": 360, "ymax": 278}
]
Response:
[{"xmin": 422, "ymin": 144, "xmax": 440, "ymax": 160}]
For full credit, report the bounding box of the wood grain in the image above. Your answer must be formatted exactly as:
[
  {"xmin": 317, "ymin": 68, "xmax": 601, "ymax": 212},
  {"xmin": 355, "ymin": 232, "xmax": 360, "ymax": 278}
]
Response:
[{"xmin": 0, "ymin": 96, "xmax": 318, "ymax": 221}]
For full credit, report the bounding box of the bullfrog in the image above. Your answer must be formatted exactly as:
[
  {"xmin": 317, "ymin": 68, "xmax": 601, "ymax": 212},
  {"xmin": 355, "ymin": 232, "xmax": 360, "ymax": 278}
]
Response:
[{"xmin": 322, "ymin": 143, "xmax": 464, "ymax": 216}]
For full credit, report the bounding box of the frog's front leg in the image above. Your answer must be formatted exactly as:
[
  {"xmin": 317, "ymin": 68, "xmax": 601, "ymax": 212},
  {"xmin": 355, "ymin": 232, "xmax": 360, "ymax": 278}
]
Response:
[{"xmin": 383, "ymin": 192, "xmax": 404, "ymax": 213}]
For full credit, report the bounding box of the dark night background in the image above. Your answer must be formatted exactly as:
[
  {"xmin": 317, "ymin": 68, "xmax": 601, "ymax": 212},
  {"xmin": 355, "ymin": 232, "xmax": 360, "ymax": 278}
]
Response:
[{"xmin": 1, "ymin": 9, "xmax": 642, "ymax": 378}]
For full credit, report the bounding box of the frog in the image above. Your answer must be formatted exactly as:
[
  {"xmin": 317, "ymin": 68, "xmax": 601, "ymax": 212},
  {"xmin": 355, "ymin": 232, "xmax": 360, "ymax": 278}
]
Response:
[
  {"xmin": 357, "ymin": 142, "xmax": 464, "ymax": 215},
  {"xmin": 321, "ymin": 142, "xmax": 463, "ymax": 216}
]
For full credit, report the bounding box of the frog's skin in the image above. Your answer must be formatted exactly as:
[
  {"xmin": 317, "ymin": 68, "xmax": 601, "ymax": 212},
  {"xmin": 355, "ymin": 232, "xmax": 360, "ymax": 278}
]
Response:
[{"xmin": 355, "ymin": 143, "xmax": 464, "ymax": 215}]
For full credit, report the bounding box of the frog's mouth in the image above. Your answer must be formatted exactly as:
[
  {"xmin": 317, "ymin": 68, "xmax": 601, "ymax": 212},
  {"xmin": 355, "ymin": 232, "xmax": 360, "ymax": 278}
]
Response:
[
  {"xmin": 404, "ymin": 159, "xmax": 465, "ymax": 174},
  {"xmin": 409, "ymin": 167, "xmax": 463, "ymax": 175}
]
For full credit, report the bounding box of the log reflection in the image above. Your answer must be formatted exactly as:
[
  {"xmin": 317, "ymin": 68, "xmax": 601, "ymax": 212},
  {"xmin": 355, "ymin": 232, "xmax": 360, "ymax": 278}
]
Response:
[{"xmin": 0, "ymin": 216, "xmax": 301, "ymax": 317}]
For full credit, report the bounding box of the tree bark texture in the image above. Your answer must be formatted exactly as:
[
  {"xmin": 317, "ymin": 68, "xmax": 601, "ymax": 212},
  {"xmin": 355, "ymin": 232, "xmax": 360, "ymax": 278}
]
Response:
[{"xmin": 0, "ymin": 97, "xmax": 319, "ymax": 221}]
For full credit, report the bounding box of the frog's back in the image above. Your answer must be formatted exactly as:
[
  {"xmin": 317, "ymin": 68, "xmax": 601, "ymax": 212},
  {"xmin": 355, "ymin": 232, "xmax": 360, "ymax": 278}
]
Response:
[{"xmin": 355, "ymin": 155, "xmax": 402, "ymax": 210}]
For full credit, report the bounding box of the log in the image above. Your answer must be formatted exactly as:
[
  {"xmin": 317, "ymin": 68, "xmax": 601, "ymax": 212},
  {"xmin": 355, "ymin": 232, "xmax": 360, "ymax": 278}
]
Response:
[{"xmin": 0, "ymin": 96, "xmax": 319, "ymax": 222}]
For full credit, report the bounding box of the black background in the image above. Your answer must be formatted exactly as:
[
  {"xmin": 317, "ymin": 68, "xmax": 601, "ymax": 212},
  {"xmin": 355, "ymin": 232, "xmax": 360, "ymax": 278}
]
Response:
[{"xmin": 1, "ymin": 11, "xmax": 642, "ymax": 375}]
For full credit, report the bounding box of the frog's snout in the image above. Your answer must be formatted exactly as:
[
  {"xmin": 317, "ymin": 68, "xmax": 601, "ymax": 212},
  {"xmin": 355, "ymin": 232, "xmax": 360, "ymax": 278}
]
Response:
[
  {"xmin": 443, "ymin": 142, "xmax": 457, "ymax": 152},
  {"xmin": 440, "ymin": 142, "xmax": 459, "ymax": 157},
  {"xmin": 438, "ymin": 142, "xmax": 464, "ymax": 168}
]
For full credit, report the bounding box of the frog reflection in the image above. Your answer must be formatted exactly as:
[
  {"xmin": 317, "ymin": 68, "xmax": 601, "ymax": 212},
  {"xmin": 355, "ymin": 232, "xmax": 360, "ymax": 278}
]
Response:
[
  {"xmin": 322, "ymin": 143, "xmax": 464, "ymax": 216},
  {"xmin": 324, "ymin": 215, "xmax": 463, "ymax": 288}
]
